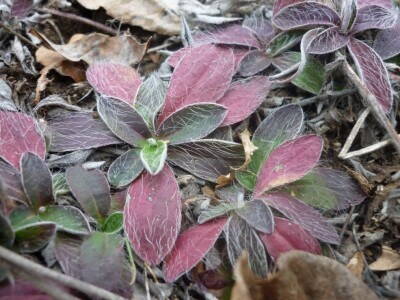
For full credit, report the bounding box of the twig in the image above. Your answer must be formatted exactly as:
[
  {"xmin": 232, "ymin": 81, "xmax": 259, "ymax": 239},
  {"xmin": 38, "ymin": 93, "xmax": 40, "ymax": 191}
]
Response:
[
  {"xmin": 0, "ymin": 246, "xmax": 126, "ymax": 300},
  {"xmin": 298, "ymin": 88, "xmax": 356, "ymax": 106},
  {"xmin": 339, "ymin": 205, "xmax": 355, "ymax": 244},
  {"xmin": 0, "ymin": 22, "xmax": 38, "ymax": 48},
  {"xmin": 339, "ymin": 108, "xmax": 370, "ymax": 158},
  {"xmin": 36, "ymin": 8, "xmax": 118, "ymax": 36},
  {"xmin": 342, "ymin": 60, "xmax": 400, "ymax": 154}
]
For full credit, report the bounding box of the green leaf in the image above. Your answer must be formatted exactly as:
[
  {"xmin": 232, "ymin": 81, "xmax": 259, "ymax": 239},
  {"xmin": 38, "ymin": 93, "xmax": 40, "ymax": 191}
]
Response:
[
  {"xmin": 102, "ymin": 212, "xmax": 123, "ymax": 234},
  {"xmin": 52, "ymin": 173, "xmax": 70, "ymax": 196},
  {"xmin": 108, "ymin": 149, "xmax": 144, "ymax": 188},
  {"xmin": 292, "ymin": 55, "xmax": 326, "ymax": 94},
  {"xmin": 0, "ymin": 213, "xmax": 14, "ymax": 248},
  {"xmin": 140, "ymin": 139, "xmax": 168, "ymax": 175},
  {"xmin": 198, "ymin": 202, "xmax": 237, "ymax": 224},
  {"xmin": 134, "ymin": 73, "xmax": 167, "ymax": 132},
  {"xmin": 267, "ymin": 30, "xmax": 304, "ymax": 57},
  {"xmin": 14, "ymin": 222, "xmax": 56, "ymax": 253},
  {"xmin": 38, "ymin": 205, "xmax": 90, "ymax": 235},
  {"xmin": 9, "ymin": 207, "xmax": 40, "ymax": 230}
]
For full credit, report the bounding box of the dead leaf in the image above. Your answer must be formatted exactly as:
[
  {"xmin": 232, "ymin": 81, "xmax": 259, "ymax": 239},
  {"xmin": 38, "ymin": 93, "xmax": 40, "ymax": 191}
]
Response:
[
  {"xmin": 235, "ymin": 129, "xmax": 258, "ymax": 171},
  {"xmin": 216, "ymin": 173, "xmax": 233, "ymax": 188},
  {"xmin": 369, "ymin": 246, "xmax": 400, "ymax": 271},
  {"xmin": 231, "ymin": 251, "xmax": 379, "ymax": 300},
  {"xmin": 347, "ymin": 251, "xmax": 365, "ymax": 279}
]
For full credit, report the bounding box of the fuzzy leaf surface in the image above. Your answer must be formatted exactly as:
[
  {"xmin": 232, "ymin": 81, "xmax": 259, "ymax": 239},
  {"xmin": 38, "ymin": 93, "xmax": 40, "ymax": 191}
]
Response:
[
  {"xmin": 351, "ymin": 5, "xmax": 396, "ymax": 33},
  {"xmin": 20, "ymin": 152, "xmax": 54, "ymax": 212},
  {"xmin": 158, "ymin": 103, "xmax": 227, "ymax": 145},
  {"xmin": 260, "ymin": 217, "xmax": 321, "ymax": 260},
  {"xmin": 107, "ymin": 149, "xmax": 143, "ymax": 188},
  {"xmin": 348, "ymin": 38, "xmax": 392, "ymax": 112},
  {"xmin": 374, "ymin": 18, "xmax": 400, "ymax": 59},
  {"xmin": 238, "ymin": 51, "xmax": 272, "ymax": 77},
  {"xmin": 273, "ymin": 0, "xmax": 304, "ymax": 15},
  {"xmin": 140, "ymin": 139, "xmax": 167, "ymax": 175},
  {"xmin": 14, "ymin": 222, "xmax": 56, "ymax": 253},
  {"xmin": 163, "ymin": 217, "xmax": 228, "ymax": 282},
  {"xmin": 102, "ymin": 211, "xmax": 123, "ymax": 234},
  {"xmin": 198, "ymin": 202, "xmax": 238, "ymax": 224},
  {"xmin": 261, "ymin": 193, "xmax": 340, "ymax": 244},
  {"xmin": 124, "ymin": 165, "xmax": 181, "ymax": 265},
  {"xmin": 307, "ymin": 27, "xmax": 349, "ymax": 54},
  {"xmin": 0, "ymin": 158, "xmax": 28, "ymax": 206},
  {"xmin": 242, "ymin": 14, "xmax": 275, "ymax": 44},
  {"xmin": 54, "ymin": 232, "xmax": 83, "ymax": 278},
  {"xmin": 267, "ymin": 30, "xmax": 304, "ymax": 57},
  {"xmin": 236, "ymin": 199, "xmax": 274, "ymax": 234},
  {"xmin": 0, "ymin": 111, "xmax": 45, "ymax": 169},
  {"xmin": 47, "ymin": 112, "xmax": 122, "ymax": 152},
  {"xmin": 66, "ymin": 166, "xmax": 111, "ymax": 223},
  {"xmin": 357, "ymin": 0, "xmax": 393, "ymax": 8},
  {"xmin": 86, "ymin": 63, "xmax": 141, "ymax": 104}
]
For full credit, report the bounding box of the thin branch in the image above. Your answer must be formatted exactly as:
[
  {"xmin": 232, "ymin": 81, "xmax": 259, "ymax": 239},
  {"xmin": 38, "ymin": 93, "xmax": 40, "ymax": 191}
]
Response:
[
  {"xmin": 0, "ymin": 246, "xmax": 126, "ymax": 300},
  {"xmin": 298, "ymin": 88, "xmax": 356, "ymax": 106},
  {"xmin": 0, "ymin": 22, "xmax": 38, "ymax": 48},
  {"xmin": 342, "ymin": 60, "xmax": 400, "ymax": 154},
  {"xmin": 36, "ymin": 8, "xmax": 118, "ymax": 36}
]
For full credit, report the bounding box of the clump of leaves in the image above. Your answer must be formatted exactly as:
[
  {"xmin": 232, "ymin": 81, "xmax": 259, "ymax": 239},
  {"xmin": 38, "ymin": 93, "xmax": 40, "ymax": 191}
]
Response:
[{"xmin": 163, "ymin": 104, "xmax": 365, "ymax": 281}]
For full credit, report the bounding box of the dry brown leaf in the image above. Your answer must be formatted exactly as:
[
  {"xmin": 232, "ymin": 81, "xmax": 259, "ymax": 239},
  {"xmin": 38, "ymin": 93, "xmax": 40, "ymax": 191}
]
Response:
[
  {"xmin": 215, "ymin": 173, "xmax": 233, "ymax": 188},
  {"xmin": 231, "ymin": 251, "xmax": 379, "ymax": 300},
  {"xmin": 369, "ymin": 246, "xmax": 400, "ymax": 271},
  {"xmin": 76, "ymin": 0, "xmax": 181, "ymax": 35},
  {"xmin": 236, "ymin": 129, "xmax": 258, "ymax": 171},
  {"xmin": 346, "ymin": 251, "xmax": 365, "ymax": 279}
]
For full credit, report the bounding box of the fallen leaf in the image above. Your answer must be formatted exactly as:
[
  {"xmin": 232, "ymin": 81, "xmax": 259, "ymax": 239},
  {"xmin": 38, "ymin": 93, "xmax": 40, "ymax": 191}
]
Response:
[
  {"xmin": 346, "ymin": 251, "xmax": 365, "ymax": 278},
  {"xmin": 236, "ymin": 129, "xmax": 258, "ymax": 171},
  {"xmin": 369, "ymin": 246, "xmax": 400, "ymax": 271},
  {"xmin": 231, "ymin": 251, "xmax": 379, "ymax": 300},
  {"xmin": 216, "ymin": 173, "xmax": 233, "ymax": 188}
]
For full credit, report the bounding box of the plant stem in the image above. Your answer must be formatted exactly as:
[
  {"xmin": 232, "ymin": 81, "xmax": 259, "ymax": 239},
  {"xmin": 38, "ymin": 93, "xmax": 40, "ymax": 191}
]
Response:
[
  {"xmin": 0, "ymin": 22, "xmax": 38, "ymax": 48},
  {"xmin": 0, "ymin": 245, "xmax": 126, "ymax": 300},
  {"xmin": 342, "ymin": 60, "xmax": 400, "ymax": 154}
]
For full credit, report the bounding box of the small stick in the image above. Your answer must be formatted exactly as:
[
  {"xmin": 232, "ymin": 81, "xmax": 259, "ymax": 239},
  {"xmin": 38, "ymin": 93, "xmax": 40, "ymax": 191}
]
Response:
[
  {"xmin": 339, "ymin": 108, "xmax": 370, "ymax": 158},
  {"xmin": 36, "ymin": 8, "xmax": 118, "ymax": 36},
  {"xmin": 0, "ymin": 22, "xmax": 38, "ymax": 48},
  {"xmin": 342, "ymin": 60, "xmax": 400, "ymax": 154},
  {"xmin": 0, "ymin": 246, "xmax": 126, "ymax": 300},
  {"xmin": 339, "ymin": 205, "xmax": 355, "ymax": 244},
  {"xmin": 298, "ymin": 88, "xmax": 356, "ymax": 106}
]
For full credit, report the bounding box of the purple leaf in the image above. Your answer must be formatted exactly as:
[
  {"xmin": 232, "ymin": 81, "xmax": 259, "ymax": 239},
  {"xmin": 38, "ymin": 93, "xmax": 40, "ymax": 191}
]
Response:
[
  {"xmin": 10, "ymin": 0, "xmax": 33, "ymax": 18},
  {"xmin": 218, "ymin": 76, "xmax": 271, "ymax": 126},
  {"xmin": 340, "ymin": 0, "xmax": 357, "ymax": 32},
  {"xmin": 307, "ymin": 27, "xmax": 350, "ymax": 54},
  {"xmin": 357, "ymin": 0, "xmax": 393, "ymax": 9},
  {"xmin": 272, "ymin": 2, "xmax": 340, "ymax": 31},
  {"xmin": 0, "ymin": 158, "xmax": 28, "ymax": 206},
  {"xmin": 20, "ymin": 153, "xmax": 54, "ymax": 212},
  {"xmin": 0, "ymin": 281, "xmax": 53, "ymax": 300},
  {"xmin": 66, "ymin": 166, "xmax": 111, "ymax": 223},
  {"xmin": 347, "ymin": 38, "xmax": 393, "ymax": 113},
  {"xmin": 351, "ymin": 5, "xmax": 397, "ymax": 33},
  {"xmin": 254, "ymin": 135, "xmax": 323, "ymax": 196},
  {"xmin": 86, "ymin": 63, "xmax": 141, "ymax": 104},
  {"xmin": 260, "ymin": 193, "xmax": 340, "ymax": 244},
  {"xmin": 374, "ymin": 17, "xmax": 400, "ymax": 59},
  {"xmin": 157, "ymin": 103, "xmax": 227, "ymax": 145},
  {"xmin": 226, "ymin": 215, "xmax": 268, "ymax": 277},
  {"xmin": 238, "ymin": 50, "xmax": 272, "ymax": 77},
  {"xmin": 158, "ymin": 44, "xmax": 235, "ymax": 124},
  {"xmin": 168, "ymin": 139, "xmax": 245, "ymax": 182},
  {"xmin": 163, "ymin": 217, "xmax": 228, "ymax": 282},
  {"xmin": 194, "ymin": 24, "xmax": 261, "ymax": 48},
  {"xmin": 54, "ymin": 232, "xmax": 84, "ymax": 278},
  {"xmin": 96, "ymin": 95, "xmax": 150, "ymax": 146},
  {"xmin": 273, "ymin": 0, "xmax": 304, "ymax": 15},
  {"xmin": 236, "ymin": 199, "xmax": 274, "ymax": 234},
  {"xmin": 47, "ymin": 112, "xmax": 122, "ymax": 152},
  {"xmin": 14, "ymin": 222, "xmax": 57, "ymax": 253},
  {"xmin": 243, "ymin": 14, "xmax": 275, "ymax": 45},
  {"xmin": 124, "ymin": 165, "xmax": 181, "ymax": 265},
  {"xmin": 166, "ymin": 48, "xmax": 186, "ymax": 68},
  {"xmin": 0, "ymin": 111, "xmax": 45, "ymax": 169},
  {"xmin": 260, "ymin": 217, "xmax": 321, "ymax": 260}
]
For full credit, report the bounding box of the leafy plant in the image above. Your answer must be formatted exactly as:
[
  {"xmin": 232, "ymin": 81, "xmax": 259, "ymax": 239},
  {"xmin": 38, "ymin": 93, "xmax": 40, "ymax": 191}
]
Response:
[{"xmin": 163, "ymin": 104, "xmax": 365, "ymax": 281}]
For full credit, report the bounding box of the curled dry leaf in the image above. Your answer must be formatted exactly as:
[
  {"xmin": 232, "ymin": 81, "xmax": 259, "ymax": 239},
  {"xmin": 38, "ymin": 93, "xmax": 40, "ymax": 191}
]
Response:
[
  {"xmin": 369, "ymin": 246, "xmax": 400, "ymax": 271},
  {"xmin": 231, "ymin": 251, "xmax": 379, "ymax": 300}
]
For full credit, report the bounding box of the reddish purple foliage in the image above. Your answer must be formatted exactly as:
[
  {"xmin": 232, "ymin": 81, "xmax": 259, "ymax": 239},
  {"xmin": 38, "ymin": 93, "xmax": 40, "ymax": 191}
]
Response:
[
  {"xmin": 0, "ymin": 281, "xmax": 53, "ymax": 300},
  {"xmin": 307, "ymin": 27, "xmax": 350, "ymax": 54},
  {"xmin": 163, "ymin": 217, "xmax": 228, "ymax": 282},
  {"xmin": 351, "ymin": 4, "xmax": 396, "ymax": 33},
  {"xmin": 0, "ymin": 158, "xmax": 28, "ymax": 207},
  {"xmin": 0, "ymin": 111, "xmax": 45, "ymax": 169},
  {"xmin": 10, "ymin": 0, "xmax": 33, "ymax": 18},
  {"xmin": 374, "ymin": 17, "xmax": 400, "ymax": 59},
  {"xmin": 124, "ymin": 165, "xmax": 181, "ymax": 265},
  {"xmin": 357, "ymin": 0, "xmax": 393, "ymax": 8},
  {"xmin": 273, "ymin": 0, "xmax": 305, "ymax": 15}
]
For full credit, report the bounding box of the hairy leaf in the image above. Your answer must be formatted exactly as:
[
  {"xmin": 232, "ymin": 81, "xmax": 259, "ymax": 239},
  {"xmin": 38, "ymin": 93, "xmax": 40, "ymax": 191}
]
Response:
[
  {"xmin": 86, "ymin": 63, "xmax": 141, "ymax": 104},
  {"xmin": 267, "ymin": 30, "xmax": 304, "ymax": 57},
  {"xmin": 242, "ymin": 14, "xmax": 275, "ymax": 44},
  {"xmin": 52, "ymin": 173, "xmax": 70, "ymax": 196},
  {"xmin": 260, "ymin": 217, "xmax": 321, "ymax": 260},
  {"xmin": 261, "ymin": 193, "xmax": 340, "ymax": 244},
  {"xmin": 79, "ymin": 232, "xmax": 132, "ymax": 297},
  {"xmin": 374, "ymin": 18, "xmax": 400, "ymax": 59},
  {"xmin": 134, "ymin": 73, "xmax": 167, "ymax": 132},
  {"xmin": 107, "ymin": 149, "xmax": 143, "ymax": 188},
  {"xmin": 254, "ymin": 135, "xmax": 323, "ymax": 196},
  {"xmin": 226, "ymin": 215, "xmax": 268, "ymax": 277},
  {"xmin": 54, "ymin": 232, "xmax": 83, "ymax": 278},
  {"xmin": 218, "ymin": 76, "xmax": 271, "ymax": 126},
  {"xmin": 348, "ymin": 38, "xmax": 393, "ymax": 112},
  {"xmin": 198, "ymin": 202, "xmax": 237, "ymax": 224},
  {"xmin": 66, "ymin": 166, "xmax": 111, "ymax": 223},
  {"xmin": 97, "ymin": 95, "xmax": 150, "ymax": 146},
  {"xmin": 0, "ymin": 158, "xmax": 28, "ymax": 205},
  {"xmin": 273, "ymin": 0, "xmax": 304, "ymax": 15},
  {"xmin": 357, "ymin": 0, "xmax": 393, "ymax": 8},
  {"xmin": 10, "ymin": 0, "xmax": 33, "ymax": 18},
  {"xmin": 140, "ymin": 139, "xmax": 168, "ymax": 175},
  {"xmin": 102, "ymin": 211, "xmax": 123, "ymax": 233},
  {"xmin": 0, "ymin": 111, "xmax": 45, "ymax": 168},
  {"xmin": 14, "ymin": 222, "xmax": 56, "ymax": 253},
  {"xmin": 124, "ymin": 165, "xmax": 181, "ymax": 265},
  {"xmin": 163, "ymin": 217, "xmax": 228, "ymax": 282},
  {"xmin": 340, "ymin": 0, "xmax": 357, "ymax": 32},
  {"xmin": 236, "ymin": 200, "xmax": 274, "ymax": 234},
  {"xmin": 351, "ymin": 5, "xmax": 396, "ymax": 33},
  {"xmin": 307, "ymin": 27, "xmax": 349, "ymax": 54},
  {"xmin": 0, "ymin": 213, "xmax": 14, "ymax": 247},
  {"xmin": 9, "ymin": 207, "xmax": 39, "ymax": 229},
  {"xmin": 20, "ymin": 152, "xmax": 53, "ymax": 212},
  {"xmin": 158, "ymin": 44, "xmax": 235, "ymax": 123},
  {"xmin": 273, "ymin": 2, "xmax": 340, "ymax": 31},
  {"xmin": 238, "ymin": 51, "xmax": 272, "ymax": 77},
  {"xmin": 168, "ymin": 139, "xmax": 245, "ymax": 182},
  {"xmin": 47, "ymin": 112, "xmax": 122, "ymax": 152},
  {"xmin": 158, "ymin": 103, "xmax": 227, "ymax": 145},
  {"xmin": 38, "ymin": 205, "xmax": 90, "ymax": 235}
]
